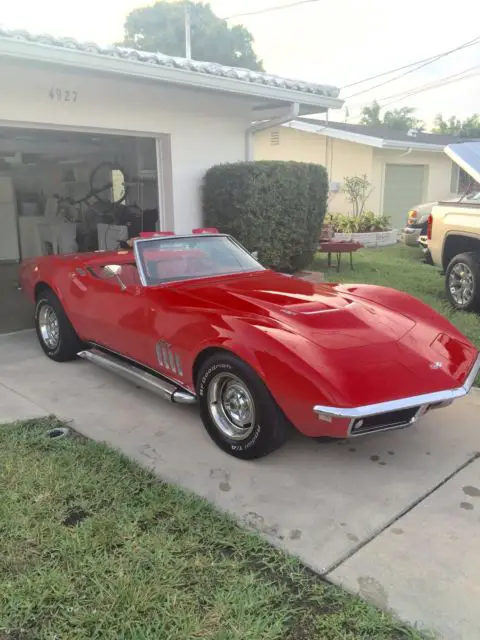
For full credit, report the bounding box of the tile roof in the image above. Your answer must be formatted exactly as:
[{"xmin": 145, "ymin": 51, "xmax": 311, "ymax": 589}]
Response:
[{"xmin": 0, "ymin": 26, "xmax": 340, "ymax": 99}]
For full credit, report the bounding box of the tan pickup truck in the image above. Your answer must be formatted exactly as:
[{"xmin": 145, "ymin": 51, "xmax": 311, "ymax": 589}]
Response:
[{"xmin": 428, "ymin": 142, "xmax": 480, "ymax": 311}]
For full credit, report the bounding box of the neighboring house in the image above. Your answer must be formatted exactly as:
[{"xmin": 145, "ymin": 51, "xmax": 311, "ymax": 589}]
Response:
[{"xmin": 255, "ymin": 119, "xmax": 476, "ymax": 229}]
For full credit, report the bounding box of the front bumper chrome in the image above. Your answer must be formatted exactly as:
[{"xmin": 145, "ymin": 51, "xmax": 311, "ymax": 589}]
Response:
[{"xmin": 313, "ymin": 352, "xmax": 480, "ymax": 437}]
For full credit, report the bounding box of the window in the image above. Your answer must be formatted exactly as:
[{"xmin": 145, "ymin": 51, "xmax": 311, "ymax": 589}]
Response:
[
  {"xmin": 451, "ymin": 163, "xmax": 479, "ymax": 195},
  {"xmin": 135, "ymin": 235, "xmax": 264, "ymax": 286}
]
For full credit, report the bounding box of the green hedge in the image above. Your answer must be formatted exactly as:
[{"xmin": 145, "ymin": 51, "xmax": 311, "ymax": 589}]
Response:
[{"xmin": 202, "ymin": 160, "xmax": 328, "ymax": 272}]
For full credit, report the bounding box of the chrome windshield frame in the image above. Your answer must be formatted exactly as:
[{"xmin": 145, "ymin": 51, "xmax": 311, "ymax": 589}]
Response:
[{"xmin": 132, "ymin": 234, "xmax": 264, "ymax": 287}]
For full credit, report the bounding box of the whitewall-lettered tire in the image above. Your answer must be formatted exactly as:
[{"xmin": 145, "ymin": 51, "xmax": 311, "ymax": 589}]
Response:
[
  {"xmin": 197, "ymin": 353, "xmax": 290, "ymax": 459},
  {"xmin": 35, "ymin": 290, "xmax": 83, "ymax": 362},
  {"xmin": 445, "ymin": 252, "xmax": 480, "ymax": 312}
]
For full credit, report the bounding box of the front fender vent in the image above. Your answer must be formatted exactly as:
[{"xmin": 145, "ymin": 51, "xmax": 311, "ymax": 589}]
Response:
[{"xmin": 156, "ymin": 341, "xmax": 183, "ymax": 376}]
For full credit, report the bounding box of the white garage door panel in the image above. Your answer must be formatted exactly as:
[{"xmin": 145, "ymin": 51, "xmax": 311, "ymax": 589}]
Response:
[{"xmin": 383, "ymin": 164, "xmax": 425, "ymax": 229}]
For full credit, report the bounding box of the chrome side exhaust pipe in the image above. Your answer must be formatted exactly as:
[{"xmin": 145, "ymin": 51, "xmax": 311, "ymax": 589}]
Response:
[{"xmin": 78, "ymin": 349, "xmax": 196, "ymax": 405}]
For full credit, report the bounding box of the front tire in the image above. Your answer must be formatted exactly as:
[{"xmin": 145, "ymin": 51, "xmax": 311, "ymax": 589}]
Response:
[
  {"xmin": 445, "ymin": 252, "xmax": 480, "ymax": 312},
  {"xmin": 197, "ymin": 353, "xmax": 290, "ymax": 459},
  {"xmin": 35, "ymin": 290, "xmax": 83, "ymax": 361}
]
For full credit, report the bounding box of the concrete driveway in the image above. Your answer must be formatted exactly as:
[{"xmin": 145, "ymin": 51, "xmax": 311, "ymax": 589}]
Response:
[{"xmin": 1, "ymin": 330, "xmax": 479, "ymax": 639}]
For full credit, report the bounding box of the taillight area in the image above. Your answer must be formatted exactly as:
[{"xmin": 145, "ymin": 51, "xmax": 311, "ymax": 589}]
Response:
[{"xmin": 427, "ymin": 214, "xmax": 433, "ymax": 240}]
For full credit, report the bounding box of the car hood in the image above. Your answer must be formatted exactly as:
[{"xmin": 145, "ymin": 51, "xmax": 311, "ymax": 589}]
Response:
[{"xmin": 174, "ymin": 270, "xmax": 476, "ymax": 400}]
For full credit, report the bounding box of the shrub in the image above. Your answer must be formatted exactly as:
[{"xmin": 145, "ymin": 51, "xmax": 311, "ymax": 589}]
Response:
[
  {"xmin": 325, "ymin": 211, "xmax": 391, "ymax": 233},
  {"xmin": 203, "ymin": 161, "xmax": 328, "ymax": 272}
]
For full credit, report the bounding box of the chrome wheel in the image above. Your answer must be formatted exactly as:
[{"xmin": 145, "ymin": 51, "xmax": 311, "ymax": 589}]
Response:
[
  {"xmin": 448, "ymin": 262, "xmax": 475, "ymax": 306},
  {"xmin": 207, "ymin": 373, "xmax": 255, "ymax": 440},
  {"xmin": 38, "ymin": 304, "xmax": 60, "ymax": 350}
]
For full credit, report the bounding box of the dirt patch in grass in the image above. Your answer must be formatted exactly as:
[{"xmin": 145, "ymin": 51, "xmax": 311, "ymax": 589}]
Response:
[
  {"xmin": 0, "ymin": 418, "xmax": 427, "ymax": 640},
  {"xmin": 62, "ymin": 507, "xmax": 90, "ymax": 527}
]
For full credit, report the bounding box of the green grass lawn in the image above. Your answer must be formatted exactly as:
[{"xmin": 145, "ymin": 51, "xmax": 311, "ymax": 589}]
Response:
[
  {"xmin": 0, "ymin": 419, "xmax": 425, "ymax": 640},
  {"xmin": 312, "ymin": 244, "xmax": 480, "ymax": 385}
]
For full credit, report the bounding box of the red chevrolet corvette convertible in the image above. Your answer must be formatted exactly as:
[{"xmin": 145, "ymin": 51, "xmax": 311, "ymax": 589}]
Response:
[{"xmin": 20, "ymin": 231, "xmax": 479, "ymax": 459}]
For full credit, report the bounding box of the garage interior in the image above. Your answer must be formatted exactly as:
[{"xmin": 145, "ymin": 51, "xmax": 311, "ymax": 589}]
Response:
[{"xmin": 0, "ymin": 128, "xmax": 160, "ymax": 333}]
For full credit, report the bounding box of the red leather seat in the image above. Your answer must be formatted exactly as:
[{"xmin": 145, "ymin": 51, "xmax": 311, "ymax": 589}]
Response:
[
  {"xmin": 152, "ymin": 249, "xmax": 212, "ymax": 280},
  {"xmin": 120, "ymin": 264, "xmax": 141, "ymax": 287},
  {"xmin": 156, "ymin": 257, "xmax": 189, "ymax": 279}
]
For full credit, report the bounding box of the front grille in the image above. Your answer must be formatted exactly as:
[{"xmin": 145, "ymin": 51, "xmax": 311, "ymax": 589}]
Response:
[{"xmin": 350, "ymin": 406, "xmax": 420, "ymax": 435}]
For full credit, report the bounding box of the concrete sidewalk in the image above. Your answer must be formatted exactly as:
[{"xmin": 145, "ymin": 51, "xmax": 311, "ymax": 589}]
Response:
[{"xmin": 1, "ymin": 330, "xmax": 479, "ymax": 639}]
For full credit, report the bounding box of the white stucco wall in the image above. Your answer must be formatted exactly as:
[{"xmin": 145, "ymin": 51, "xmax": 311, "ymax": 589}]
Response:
[
  {"xmin": 0, "ymin": 59, "xmax": 253, "ymax": 232},
  {"xmin": 255, "ymin": 128, "xmax": 374, "ymax": 214},
  {"xmin": 371, "ymin": 148, "xmax": 457, "ymax": 214},
  {"xmin": 256, "ymin": 127, "xmax": 458, "ymax": 217},
  {"xmin": 325, "ymin": 138, "xmax": 373, "ymax": 214},
  {"xmin": 255, "ymin": 127, "xmax": 328, "ymax": 164}
]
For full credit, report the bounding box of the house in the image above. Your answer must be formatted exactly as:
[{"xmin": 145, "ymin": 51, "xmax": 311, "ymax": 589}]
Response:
[
  {"xmin": 0, "ymin": 26, "xmax": 342, "ymax": 332},
  {"xmin": 255, "ymin": 119, "xmax": 475, "ymax": 228}
]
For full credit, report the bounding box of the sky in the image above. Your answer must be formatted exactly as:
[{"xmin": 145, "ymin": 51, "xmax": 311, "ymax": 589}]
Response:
[{"xmin": 2, "ymin": 0, "xmax": 480, "ymax": 128}]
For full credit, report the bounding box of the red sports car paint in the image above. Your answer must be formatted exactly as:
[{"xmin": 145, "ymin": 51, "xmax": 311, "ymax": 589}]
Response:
[{"xmin": 20, "ymin": 241, "xmax": 478, "ymax": 439}]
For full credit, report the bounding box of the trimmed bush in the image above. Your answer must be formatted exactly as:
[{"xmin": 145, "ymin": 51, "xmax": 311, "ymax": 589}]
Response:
[{"xmin": 203, "ymin": 160, "xmax": 328, "ymax": 272}]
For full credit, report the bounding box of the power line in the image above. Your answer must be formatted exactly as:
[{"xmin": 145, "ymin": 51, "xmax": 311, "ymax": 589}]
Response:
[
  {"xmin": 342, "ymin": 34, "xmax": 480, "ymax": 100},
  {"xmin": 341, "ymin": 55, "xmax": 448, "ymax": 90},
  {"xmin": 223, "ymin": 0, "xmax": 322, "ymax": 20},
  {"xmin": 378, "ymin": 66, "xmax": 480, "ymax": 108},
  {"xmin": 343, "ymin": 66, "xmax": 480, "ymax": 122},
  {"xmin": 341, "ymin": 41, "xmax": 478, "ymax": 90}
]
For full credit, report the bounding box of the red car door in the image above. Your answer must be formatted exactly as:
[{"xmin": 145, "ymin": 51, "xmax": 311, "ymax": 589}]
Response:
[{"xmin": 67, "ymin": 257, "xmax": 153, "ymax": 363}]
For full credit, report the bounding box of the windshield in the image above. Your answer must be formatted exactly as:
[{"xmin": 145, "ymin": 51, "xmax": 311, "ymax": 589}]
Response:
[{"xmin": 134, "ymin": 235, "xmax": 264, "ymax": 285}]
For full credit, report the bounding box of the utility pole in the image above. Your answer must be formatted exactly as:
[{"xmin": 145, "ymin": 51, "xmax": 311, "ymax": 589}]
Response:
[{"xmin": 184, "ymin": 4, "xmax": 192, "ymax": 59}]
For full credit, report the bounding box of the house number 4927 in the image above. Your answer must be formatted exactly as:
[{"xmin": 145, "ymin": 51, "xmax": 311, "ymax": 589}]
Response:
[{"xmin": 49, "ymin": 88, "xmax": 78, "ymax": 102}]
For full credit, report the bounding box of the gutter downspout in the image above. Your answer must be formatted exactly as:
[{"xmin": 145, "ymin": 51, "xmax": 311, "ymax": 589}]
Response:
[
  {"xmin": 397, "ymin": 148, "xmax": 413, "ymax": 158},
  {"xmin": 245, "ymin": 102, "xmax": 300, "ymax": 160}
]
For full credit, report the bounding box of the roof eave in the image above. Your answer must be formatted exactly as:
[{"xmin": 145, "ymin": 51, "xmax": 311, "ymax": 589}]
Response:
[
  {"xmin": 286, "ymin": 121, "xmax": 445, "ymax": 151},
  {"xmin": 0, "ymin": 38, "xmax": 344, "ymax": 111},
  {"xmin": 286, "ymin": 120, "xmax": 384, "ymax": 147},
  {"xmin": 381, "ymin": 140, "xmax": 444, "ymax": 152}
]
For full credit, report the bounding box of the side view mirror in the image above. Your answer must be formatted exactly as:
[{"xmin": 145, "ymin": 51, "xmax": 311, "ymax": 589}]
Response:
[
  {"xmin": 251, "ymin": 250, "xmax": 259, "ymax": 260},
  {"xmin": 103, "ymin": 264, "xmax": 126, "ymax": 290}
]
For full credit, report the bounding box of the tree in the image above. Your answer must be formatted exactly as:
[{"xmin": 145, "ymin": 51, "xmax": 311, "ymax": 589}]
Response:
[
  {"xmin": 360, "ymin": 101, "xmax": 424, "ymax": 131},
  {"xmin": 342, "ymin": 174, "xmax": 373, "ymax": 217},
  {"xmin": 360, "ymin": 100, "xmax": 382, "ymax": 127},
  {"xmin": 120, "ymin": 1, "xmax": 263, "ymax": 71},
  {"xmin": 383, "ymin": 106, "xmax": 424, "ymax": 132},
  {"xmin": 432, "ymin": 113, "xmax": 480, "ymax": 138}
]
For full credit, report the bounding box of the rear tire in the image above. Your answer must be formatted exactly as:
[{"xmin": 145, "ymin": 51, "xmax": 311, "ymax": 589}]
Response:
[
  {"xmin": 196, "ymin": 353, "xmax": 290, "ymax": 459},
  {"xmin": 445, "ymin": 252, "xmax": 480, "ymax": 312},
  {"xmin": 35, "ymin": 290, "xmax": 83, "ymax": 361}
]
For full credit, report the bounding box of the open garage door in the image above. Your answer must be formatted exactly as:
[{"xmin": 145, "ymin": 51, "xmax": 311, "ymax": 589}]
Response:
[{"xmin": 0, "ymin": 127, "xmax": 161, "ymax": 333}]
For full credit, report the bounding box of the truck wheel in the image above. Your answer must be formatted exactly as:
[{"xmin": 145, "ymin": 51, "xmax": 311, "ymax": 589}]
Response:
[
  {"xmin": 35, "ymin": 290, "xmax": 83, "ymax": 361},
  {"xmin": 445, "ymin": 252, "xmax": 480, "ymax": 311},
  {"xmin": 196, "ymin": 353, "xmax": 290, "ymax": 459}
]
